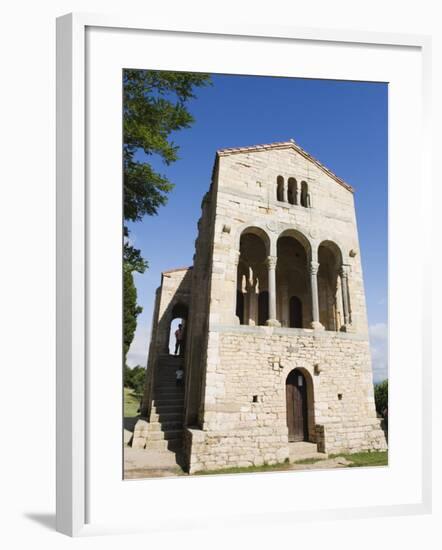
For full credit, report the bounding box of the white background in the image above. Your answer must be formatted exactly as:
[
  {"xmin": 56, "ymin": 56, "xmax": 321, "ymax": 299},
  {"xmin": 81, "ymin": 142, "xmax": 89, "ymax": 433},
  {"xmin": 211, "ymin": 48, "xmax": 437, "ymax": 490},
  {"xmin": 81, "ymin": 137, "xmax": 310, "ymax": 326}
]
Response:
[
  {"xmin": 0, "ymin": 1, "xmax": 440, "ymax": 548},
  {"xmin": 87, "ymin": 24, "xmax": 423, "ymax": 527}
]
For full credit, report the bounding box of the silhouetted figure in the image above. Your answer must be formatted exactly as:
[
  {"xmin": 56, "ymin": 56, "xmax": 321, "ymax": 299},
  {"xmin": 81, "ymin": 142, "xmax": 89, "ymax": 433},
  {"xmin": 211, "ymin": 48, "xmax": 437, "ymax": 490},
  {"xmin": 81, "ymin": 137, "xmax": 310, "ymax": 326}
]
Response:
[{"xmin": 174, "ymin": 323, "xmax": 183, "ymax": 356}]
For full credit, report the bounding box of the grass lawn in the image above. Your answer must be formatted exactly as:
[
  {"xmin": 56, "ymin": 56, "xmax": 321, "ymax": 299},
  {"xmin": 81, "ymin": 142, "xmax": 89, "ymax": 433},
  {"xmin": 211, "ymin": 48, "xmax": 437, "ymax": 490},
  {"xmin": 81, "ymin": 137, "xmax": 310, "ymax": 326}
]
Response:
[
  {"xmin": 192, "ymin": 451, "xmax": 388, "ymax": 476},
  {"xmin": 195, "ymin": 460, "xmax": 291, "ymax": 476},
  {"xmin": 124, "ymin": 387, "xmax": 141, "ymax": 418},
  {"xmin": 329, "ymin": 451, "xmax": 388, "ymax": 467}
]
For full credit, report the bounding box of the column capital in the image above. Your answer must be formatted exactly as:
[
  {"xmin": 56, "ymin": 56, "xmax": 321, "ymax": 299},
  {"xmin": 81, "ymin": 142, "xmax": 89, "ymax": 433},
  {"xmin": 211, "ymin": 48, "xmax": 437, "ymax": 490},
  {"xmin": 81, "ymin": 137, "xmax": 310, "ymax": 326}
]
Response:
[{"xmin": 266, "ymin": 255, "xmax": 278, "ymax": 270}]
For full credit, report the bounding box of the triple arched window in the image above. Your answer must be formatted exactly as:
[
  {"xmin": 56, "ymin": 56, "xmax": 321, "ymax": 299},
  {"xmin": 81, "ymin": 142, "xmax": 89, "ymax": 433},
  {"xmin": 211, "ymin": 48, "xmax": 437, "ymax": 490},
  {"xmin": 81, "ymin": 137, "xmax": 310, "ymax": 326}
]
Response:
[{"xmin": 276, "ymin": 176, "xmax": 311, "ymax": 208}]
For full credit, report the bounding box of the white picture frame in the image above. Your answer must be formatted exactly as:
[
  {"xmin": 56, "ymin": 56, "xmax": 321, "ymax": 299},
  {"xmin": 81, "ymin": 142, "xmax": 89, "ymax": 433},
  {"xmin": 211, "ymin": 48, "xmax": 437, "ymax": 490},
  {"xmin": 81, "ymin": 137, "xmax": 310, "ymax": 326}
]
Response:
[{"xmin": 56, "ymin": 13, "xmax": 432, "ymax": 537}]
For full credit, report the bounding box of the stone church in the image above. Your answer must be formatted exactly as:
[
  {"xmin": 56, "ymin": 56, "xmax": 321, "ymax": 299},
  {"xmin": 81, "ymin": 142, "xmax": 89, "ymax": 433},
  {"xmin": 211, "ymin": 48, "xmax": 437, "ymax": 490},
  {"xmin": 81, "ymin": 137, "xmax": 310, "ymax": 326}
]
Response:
[{"xmin": 133, "ymin": 140, "xmax": 387, "ymax": 473}]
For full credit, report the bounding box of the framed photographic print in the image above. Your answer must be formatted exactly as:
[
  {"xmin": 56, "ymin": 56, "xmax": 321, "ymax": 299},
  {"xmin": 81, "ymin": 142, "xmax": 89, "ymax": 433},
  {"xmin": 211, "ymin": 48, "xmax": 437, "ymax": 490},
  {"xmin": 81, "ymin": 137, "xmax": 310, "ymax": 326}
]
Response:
[{"xmin": 56, "ymin": 13, "xmax": 432, "ymax": 536}]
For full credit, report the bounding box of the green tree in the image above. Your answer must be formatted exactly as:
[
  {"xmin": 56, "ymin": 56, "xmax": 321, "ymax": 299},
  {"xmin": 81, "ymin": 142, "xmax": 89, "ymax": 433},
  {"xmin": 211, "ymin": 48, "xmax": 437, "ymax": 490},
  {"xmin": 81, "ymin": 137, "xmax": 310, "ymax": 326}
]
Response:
[
  {"xmin": 374, "ymin": 379, "xmax": 388, "ymax": 415},
  {"xmin": 123, "ymin": 365, "xmax": 146, "ymax": 396},
  {"xmin": 123, "ymin": 70, "xmax": 210, "ymax": 361},
  {"xmin": 123, "ymin": 270, "xmax": 143, "ymax": 359}
]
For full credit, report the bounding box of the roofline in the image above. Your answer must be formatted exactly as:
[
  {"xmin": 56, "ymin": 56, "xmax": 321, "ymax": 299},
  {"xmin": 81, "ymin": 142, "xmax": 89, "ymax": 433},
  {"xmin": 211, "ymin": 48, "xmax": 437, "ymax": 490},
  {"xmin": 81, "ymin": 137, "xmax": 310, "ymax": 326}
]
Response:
[
  {"xmin": 161, "ymin": 266, "xmax": 193, "ymax": 276},
  {"xmin": 215, "ymin": 140, "xmax": 354, "ymax": 193}
]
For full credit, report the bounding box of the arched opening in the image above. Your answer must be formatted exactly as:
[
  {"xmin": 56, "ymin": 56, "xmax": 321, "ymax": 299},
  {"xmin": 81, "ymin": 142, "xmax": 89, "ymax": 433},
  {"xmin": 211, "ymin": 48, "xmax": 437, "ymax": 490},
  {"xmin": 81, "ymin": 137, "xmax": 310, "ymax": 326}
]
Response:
[
  {"xmin": 300, "ymin": 181, "xmax": 309, "ymax": 207},
  {"xmin": 289, "ymin": 296, "xmax": 303, "ymax": 328},
  {"xmin": 287, "ymin": 178, "xmax": 297, "ymax": 205},
  {"xmin": 318, "ymin": 241, "xmax": 342, "ymax": 331},
  {"xmin": 168, "ymin": 302, "xmax": 189, "ymax": 356},
  {"xmin": 276, "ymin": 231, "xmax": 311, "ymax": 327},
  {"xmin": 286, "ymin": 368, "xmax": 310, "ymax": 442},
  {"xmin": 258, "ymin": 291, "xmax": 269, "ymax": 326},
  {"xmin": 276, "ymin": 176, "xmax": 284, "ymax": 202},
  {"xmin": 236, "ymin": 228, "xmax": 270, "ymax": 326},
  {"xmin": 235, "ymin": 290, "xmax": 244, "ymax": 325}
]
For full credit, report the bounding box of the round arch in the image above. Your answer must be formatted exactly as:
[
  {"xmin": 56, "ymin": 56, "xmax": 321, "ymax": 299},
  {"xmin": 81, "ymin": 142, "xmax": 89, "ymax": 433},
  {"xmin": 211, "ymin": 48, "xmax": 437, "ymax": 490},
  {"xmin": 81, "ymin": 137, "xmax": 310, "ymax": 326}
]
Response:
[
  {"xmin": 285, "ymin": 367, "xmax": 315, "ymax": 443},
  {"xmin": 317, "ymin": 240, "xmax": 344, "ymax": 268},
  {"xmin": 317, "ymin": 240, "xmax": 344, "ymax": 331},
  {"xmin": 277, "ymin": 228, "xmax": 312, "ymax": 260},
  {"xmin": 236, "ymin": 225, "xmax": 272, "ymax": 256},
  {"xmin": 168, "ymin": 302, "xmax": 189, "ymax": 356},
  {"xmin": 171, "ymin": 302, "xmax": 189, "ymax": 321}
]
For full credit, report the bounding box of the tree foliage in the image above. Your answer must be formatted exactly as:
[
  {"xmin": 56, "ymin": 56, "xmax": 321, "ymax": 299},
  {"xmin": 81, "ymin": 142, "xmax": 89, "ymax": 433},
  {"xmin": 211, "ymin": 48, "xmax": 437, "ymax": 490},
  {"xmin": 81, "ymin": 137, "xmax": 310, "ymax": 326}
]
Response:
[
  {"xmin": 374, "ymin": 379, "xmax": 388, "ymax": 415},
  {"xmin": 123, "ymin": 270, "xmax": 143, "ymax": 359},
  {"xmin": 122, "ymin": 70, "xmax": 211, "ymax": 361},
  {"xmin": 124, "ymin": 365, "xmax": 146, "ymax": 396},
  {"xmin": 123, "ymin": 69, "xmax": 211, "ymax": 222}
]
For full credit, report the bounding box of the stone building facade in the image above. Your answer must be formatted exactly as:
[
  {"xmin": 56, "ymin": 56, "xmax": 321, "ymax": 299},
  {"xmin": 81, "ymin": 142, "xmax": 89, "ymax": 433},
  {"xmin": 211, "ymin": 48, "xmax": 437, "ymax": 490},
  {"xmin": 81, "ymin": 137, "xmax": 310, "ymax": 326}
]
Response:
[{"xmin": 135, "ymin": 140, "xmax": 387, "ymax": 473}]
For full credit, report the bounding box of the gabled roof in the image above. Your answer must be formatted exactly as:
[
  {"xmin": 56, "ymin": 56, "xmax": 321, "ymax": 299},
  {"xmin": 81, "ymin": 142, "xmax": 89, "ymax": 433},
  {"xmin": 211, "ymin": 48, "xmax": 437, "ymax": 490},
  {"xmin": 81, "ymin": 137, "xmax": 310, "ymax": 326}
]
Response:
[
  {"xmin": 162, "ymin": 266, "xmax": 193, "ymax": 276},
  {"xmin": 216, "ymin": 139, "xmax": 353, "ymax": 193}
]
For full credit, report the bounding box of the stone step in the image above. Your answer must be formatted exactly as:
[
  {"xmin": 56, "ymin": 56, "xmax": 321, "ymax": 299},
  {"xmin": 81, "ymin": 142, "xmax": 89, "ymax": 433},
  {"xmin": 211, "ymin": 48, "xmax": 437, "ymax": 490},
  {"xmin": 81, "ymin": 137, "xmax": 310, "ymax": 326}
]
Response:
[
  {"xmin": 146, "ymin": 438, "xmax": 183, "ymax": 451},
  {"xmin": 153, "ymin": 398, "xmax": 184, "ymax": 407},
  {"xmin": 157, "ymin": 361, "xmax": 184, "ymax": 368},
  {"xmin": 148, "ymin": 429, "xmax": 183, "ymax": 441},
  {"xmin": 147, "ymin": 420, "xmax": 183, "ymax": 432},
  {"xmin": 153, "ymin": 390, "xmax": 184, "ymax": 397},
  {"xmin": 289, "ymin": 442, "xmax": 328, "ymax": 464},
  {"xmin": 151, "ymin": 404, "xmax": 184, "ymax": 414},
  {"xmin": 150, "ymin": 411, "xmax": 183, "ymax": 422}
]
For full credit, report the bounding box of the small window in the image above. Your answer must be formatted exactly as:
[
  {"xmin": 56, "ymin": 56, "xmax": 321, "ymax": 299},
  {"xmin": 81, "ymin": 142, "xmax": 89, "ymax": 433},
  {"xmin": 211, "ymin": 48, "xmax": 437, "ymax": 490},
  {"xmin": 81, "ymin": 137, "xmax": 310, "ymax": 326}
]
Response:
[
  {"xmin": 287, "ymin": 178, "xmax": 296, "ymax": 205},
  {"xmin": 276, "ymin": 176, "xmax": 284, "ymax": 202},
  {"xmin": 300, "ymin": 181, "xmax": 309, "ymax": 208}
]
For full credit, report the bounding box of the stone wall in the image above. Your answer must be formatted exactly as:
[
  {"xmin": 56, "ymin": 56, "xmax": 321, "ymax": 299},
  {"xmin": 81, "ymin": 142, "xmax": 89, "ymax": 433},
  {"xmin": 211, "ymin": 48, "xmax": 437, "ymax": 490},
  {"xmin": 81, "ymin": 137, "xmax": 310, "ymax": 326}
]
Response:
[
  {"xmin": 208, "ymin": 146, "xmax": 369, "ymax": 334},
  {"xmin": 185, "ymin": 326, "xmax": 386, "ymax": 473}
]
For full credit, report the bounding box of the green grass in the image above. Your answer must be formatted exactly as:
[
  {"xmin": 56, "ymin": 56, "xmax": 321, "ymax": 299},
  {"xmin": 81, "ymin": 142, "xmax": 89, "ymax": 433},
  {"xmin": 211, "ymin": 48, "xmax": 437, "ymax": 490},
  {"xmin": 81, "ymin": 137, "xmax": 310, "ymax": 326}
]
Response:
[
  {"xmin": 193, "ymin": 451, "xmax": 388, "ymax": 475},
  {"xmin": 124, "ymin": 387, "xmax": 141, "ymax": 418},
  {"xmin": 195, "ymin": 460, "xmax": 291, "ymax": 476},
  {"xmin": 330, "ymin": 451, "xmax": 388, "ymax": 467}
]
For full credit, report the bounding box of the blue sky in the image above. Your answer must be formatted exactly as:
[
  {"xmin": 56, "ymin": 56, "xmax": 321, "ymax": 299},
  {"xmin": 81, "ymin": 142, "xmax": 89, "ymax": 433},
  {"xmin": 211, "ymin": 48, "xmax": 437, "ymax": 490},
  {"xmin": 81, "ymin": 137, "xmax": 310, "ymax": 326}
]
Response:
[{"xmin": 126, "ymin": 73, "xmax": 388, "ymax": 383}]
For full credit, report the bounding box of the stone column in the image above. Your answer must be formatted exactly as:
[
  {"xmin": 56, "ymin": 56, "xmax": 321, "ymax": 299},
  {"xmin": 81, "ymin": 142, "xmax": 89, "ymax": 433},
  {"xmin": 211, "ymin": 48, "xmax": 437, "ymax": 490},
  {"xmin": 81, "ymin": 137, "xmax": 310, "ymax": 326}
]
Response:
[
  {"xmin": 310, "ymin": 261, "xmax": 323, "ymax": 330},
  {"xmin": 295, "ymin": 182, "xmax": 300, "ymax": 205},
  {"xmin": 340, "ymin": 265, "xmax": 351, "ymax": 328},
  {"xmin": 280, "ymin": 282, "xmax": 289, "ymax": 327},
  {"xmin": 266, "ymin": 256, "xmax": 280, "ymax": 327}
]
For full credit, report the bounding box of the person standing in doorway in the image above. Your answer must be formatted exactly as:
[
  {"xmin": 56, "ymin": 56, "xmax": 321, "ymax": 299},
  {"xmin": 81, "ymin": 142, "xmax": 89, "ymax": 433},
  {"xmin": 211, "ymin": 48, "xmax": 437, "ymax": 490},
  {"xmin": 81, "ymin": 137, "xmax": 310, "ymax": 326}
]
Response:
[{"xmin": 174, "ymin": 323, "xmax": 183, "ymax": 356}]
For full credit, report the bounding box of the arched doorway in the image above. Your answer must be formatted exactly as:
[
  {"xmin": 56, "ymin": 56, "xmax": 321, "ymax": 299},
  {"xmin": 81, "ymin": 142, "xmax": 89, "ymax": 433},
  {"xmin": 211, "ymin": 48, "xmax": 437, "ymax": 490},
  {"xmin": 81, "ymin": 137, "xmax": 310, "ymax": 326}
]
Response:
[
  {"xmin": 286, "ymin": 369, "xmax": 309, "ymax": 442},
  {"xmin": 236, "ymin": 228, "xmax": 270, "ymax": 326},
  {"xmin": 289, "ymin": 296, "xmax": 303, "ymax": 328},
  {"xmin": 276, "ymin": 231, "xmax": 311, "ymax": 327},
  {"xmin": 168, "ymin": 302, "xmax": 189, "ymax": 356},
  {"xmin": 318, "ymin": 241, "xmax": 343, "ymax": 331}
]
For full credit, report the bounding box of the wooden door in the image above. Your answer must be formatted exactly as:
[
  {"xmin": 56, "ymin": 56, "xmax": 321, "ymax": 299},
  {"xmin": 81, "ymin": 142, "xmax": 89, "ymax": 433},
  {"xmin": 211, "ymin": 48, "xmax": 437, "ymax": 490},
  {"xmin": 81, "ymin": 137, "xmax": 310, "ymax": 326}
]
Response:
[{"xmin": 286, "ymin": 369, "xmax": 308, "ymax": 442}]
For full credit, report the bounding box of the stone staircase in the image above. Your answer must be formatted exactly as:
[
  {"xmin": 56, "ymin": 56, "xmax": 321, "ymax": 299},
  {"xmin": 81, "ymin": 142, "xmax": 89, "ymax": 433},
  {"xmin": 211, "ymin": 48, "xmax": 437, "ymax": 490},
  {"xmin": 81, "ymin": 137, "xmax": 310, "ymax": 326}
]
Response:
[{"xmin": 132, "ymin": 354, "xmax": 185, "ymax": 453}]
